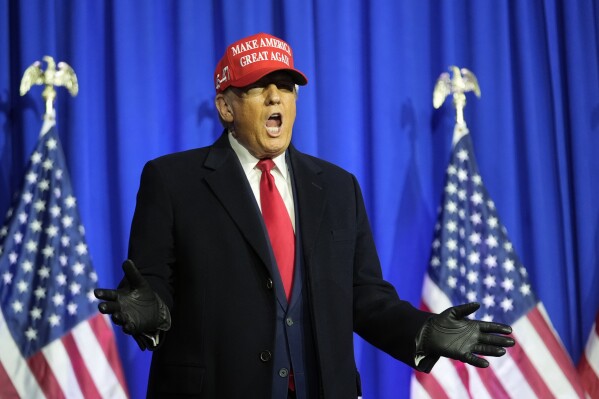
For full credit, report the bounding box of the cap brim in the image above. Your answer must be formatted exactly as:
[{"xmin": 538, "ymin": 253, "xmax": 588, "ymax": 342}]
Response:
[{"xmin": 230, "ymin": 67, "xmax": 308, "ymax": 89}]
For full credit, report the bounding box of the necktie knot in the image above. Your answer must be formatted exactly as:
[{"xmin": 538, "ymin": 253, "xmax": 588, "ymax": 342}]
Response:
[{"xmin": 256, "ymin": 158, "xmax": 275, "ymax": 173}]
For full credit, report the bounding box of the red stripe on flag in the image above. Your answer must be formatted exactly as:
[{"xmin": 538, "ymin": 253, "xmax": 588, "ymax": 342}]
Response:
[
  {"xmin": 453, "ymin": 360, "xmax": 472, "ymax": 398},
  {"xmin": 88, "ymin": 313, "xmax": 129, "ymax": 395},
  {"xmin": 527, "ymin": 307, "xmax": 585, "ymax": 397},
  {"xmin": 578, "ymin": 354, "xmax": 599, "ymax": 398},
  {"xmin": 62, "ymin": 331, "xmax": 102, "ymax": 399},
  {"xmin": 0, "ymin": 360, "xmax": 21, "ymax": 399},
  {"xmin": 415, "ymin": 371, "xmax": 451, "ymax": 399},
  {"xmin": 508, "ymin": 341, "xmax": 554, "ymax": 398},
  {"xmin": 28, "ymin": 350, "xmax": 65, "ymax": 399},
  {"xmin": 476, "ymin": 365, "xmax": 510, "ymax": 398}
]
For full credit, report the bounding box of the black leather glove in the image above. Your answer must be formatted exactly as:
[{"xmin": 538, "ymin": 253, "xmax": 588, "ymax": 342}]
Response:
[
  {"xmin": 418, "ymin": 302, "xmax": 515, "ymax": 368},
  {"xmin": 94, "ymin": 260, "xmax": 170, "ymax": 348}
]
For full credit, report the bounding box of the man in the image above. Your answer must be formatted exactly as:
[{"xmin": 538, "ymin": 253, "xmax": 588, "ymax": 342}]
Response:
[{"xmin": 95, "ymin": 32, "xmax": 514, "ymax": 398}]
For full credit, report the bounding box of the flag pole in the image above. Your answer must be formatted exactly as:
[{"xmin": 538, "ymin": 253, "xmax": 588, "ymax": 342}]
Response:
[{"xmin": 432, "ymin": 65, "xmax": 481, "ymax": 145}]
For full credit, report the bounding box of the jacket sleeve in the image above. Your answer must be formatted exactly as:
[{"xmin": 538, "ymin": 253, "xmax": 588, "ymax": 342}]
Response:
[
  {"xmin": 126, "ymin": 160, "xmax": 176, "ymax": 312},
  {"xmin": 350, "ymin": 174, "xmax": 435, "ymax": 369}
]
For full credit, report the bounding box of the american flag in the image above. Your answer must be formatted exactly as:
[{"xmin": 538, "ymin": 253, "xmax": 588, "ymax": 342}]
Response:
[
  {"xmin": 578, "ymin": 311, "xmax": 599, "ymax": 397},
  {"xmin": 410, "ymin": 128, "xmax": 585, "ymax": 398},
  {"xmin": 0, "ymin": 118, "xmax": 128, "ymax": 398}
]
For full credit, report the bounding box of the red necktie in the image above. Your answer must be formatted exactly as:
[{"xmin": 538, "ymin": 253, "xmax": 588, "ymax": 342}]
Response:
[{"xmin": 256, "ymin": 159, "xmax": 295, "ymax": 300}]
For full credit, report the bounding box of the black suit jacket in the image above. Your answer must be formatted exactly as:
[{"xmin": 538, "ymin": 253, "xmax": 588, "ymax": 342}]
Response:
[{"xmin": 128, "ymin": 132, "xmax": 432, "ymax": 398}]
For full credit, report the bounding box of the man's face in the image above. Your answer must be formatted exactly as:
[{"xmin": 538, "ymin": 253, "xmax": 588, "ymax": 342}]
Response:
[{"xmin": 217, "ymin": 71, "xmax": 297, "ymax": 159}]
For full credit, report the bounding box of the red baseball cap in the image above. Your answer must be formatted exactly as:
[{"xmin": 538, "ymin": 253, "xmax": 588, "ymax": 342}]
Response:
[{"xmin": 214, "ymin": 32, "xmax": 308, "ymax": 93}]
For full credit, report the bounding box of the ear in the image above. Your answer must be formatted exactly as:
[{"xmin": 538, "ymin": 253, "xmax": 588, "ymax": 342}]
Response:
[{"xmin": 215, "ymin": 94, "xmax": 234, "ymax": 123}]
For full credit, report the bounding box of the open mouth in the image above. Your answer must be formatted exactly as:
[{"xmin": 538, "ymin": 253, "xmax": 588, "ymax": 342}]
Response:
[{"xmin": 265, "ymin": 113, "xmax": 282, "ymax": 135}]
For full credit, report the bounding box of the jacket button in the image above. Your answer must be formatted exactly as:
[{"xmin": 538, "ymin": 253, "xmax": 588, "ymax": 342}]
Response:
[
  {"xmin": 279, "ymin": 368, "xmax": 289, "ymax": 378},
  {"xmin": 266, "ymin": 278, "xmax": 273, "ymax": 289},
  {"xmin": 286, "ymin": 317, "xmax": 294, "ymax": 326},
  {"xmin": 259, "ymin": 350, "xmax": 272, "ymax": 362}
]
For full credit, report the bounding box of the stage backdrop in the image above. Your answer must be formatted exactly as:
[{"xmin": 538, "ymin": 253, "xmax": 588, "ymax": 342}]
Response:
[{"xmin": 1, "ymin": 1, "xmax": 598, "ymax": 398}]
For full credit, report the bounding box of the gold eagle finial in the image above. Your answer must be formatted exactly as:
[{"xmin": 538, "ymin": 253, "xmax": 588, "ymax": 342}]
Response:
[
  {"xmin": 433, "ymin": 66, "xmax": 481, "ymax": 127},
  {"xmin": 20, "ymin": 55, "xmax": 79, "ymax": 118}
]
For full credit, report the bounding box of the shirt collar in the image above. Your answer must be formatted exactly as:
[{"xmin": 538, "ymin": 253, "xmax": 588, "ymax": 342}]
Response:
[{"xmin": 228, "ymin": 131, "xmax": 289, "ymax": 180}]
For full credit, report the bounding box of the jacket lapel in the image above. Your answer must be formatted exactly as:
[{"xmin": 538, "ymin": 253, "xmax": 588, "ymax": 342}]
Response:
[
  {"xmin": 287, "ymin": 146, "xmax": 327, "ymax": 267},
  {"xmin": 203, "ymin": 133, "xmax": 273, "ymax": 271}
]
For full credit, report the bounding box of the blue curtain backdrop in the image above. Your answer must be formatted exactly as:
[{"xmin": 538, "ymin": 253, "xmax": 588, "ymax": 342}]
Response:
[{"xmin": 1, "ymin": 1, "xmax": 598, "ymax": 397}]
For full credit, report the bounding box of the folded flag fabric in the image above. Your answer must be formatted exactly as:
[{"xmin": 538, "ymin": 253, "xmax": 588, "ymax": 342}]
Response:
[
  {"xmin": 0, "ymin": 118, "xmax": 128, "ymax": 398},
  {"xmin": 411, "ymin": 128, "xmax": 584, "ymax": 398}
]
